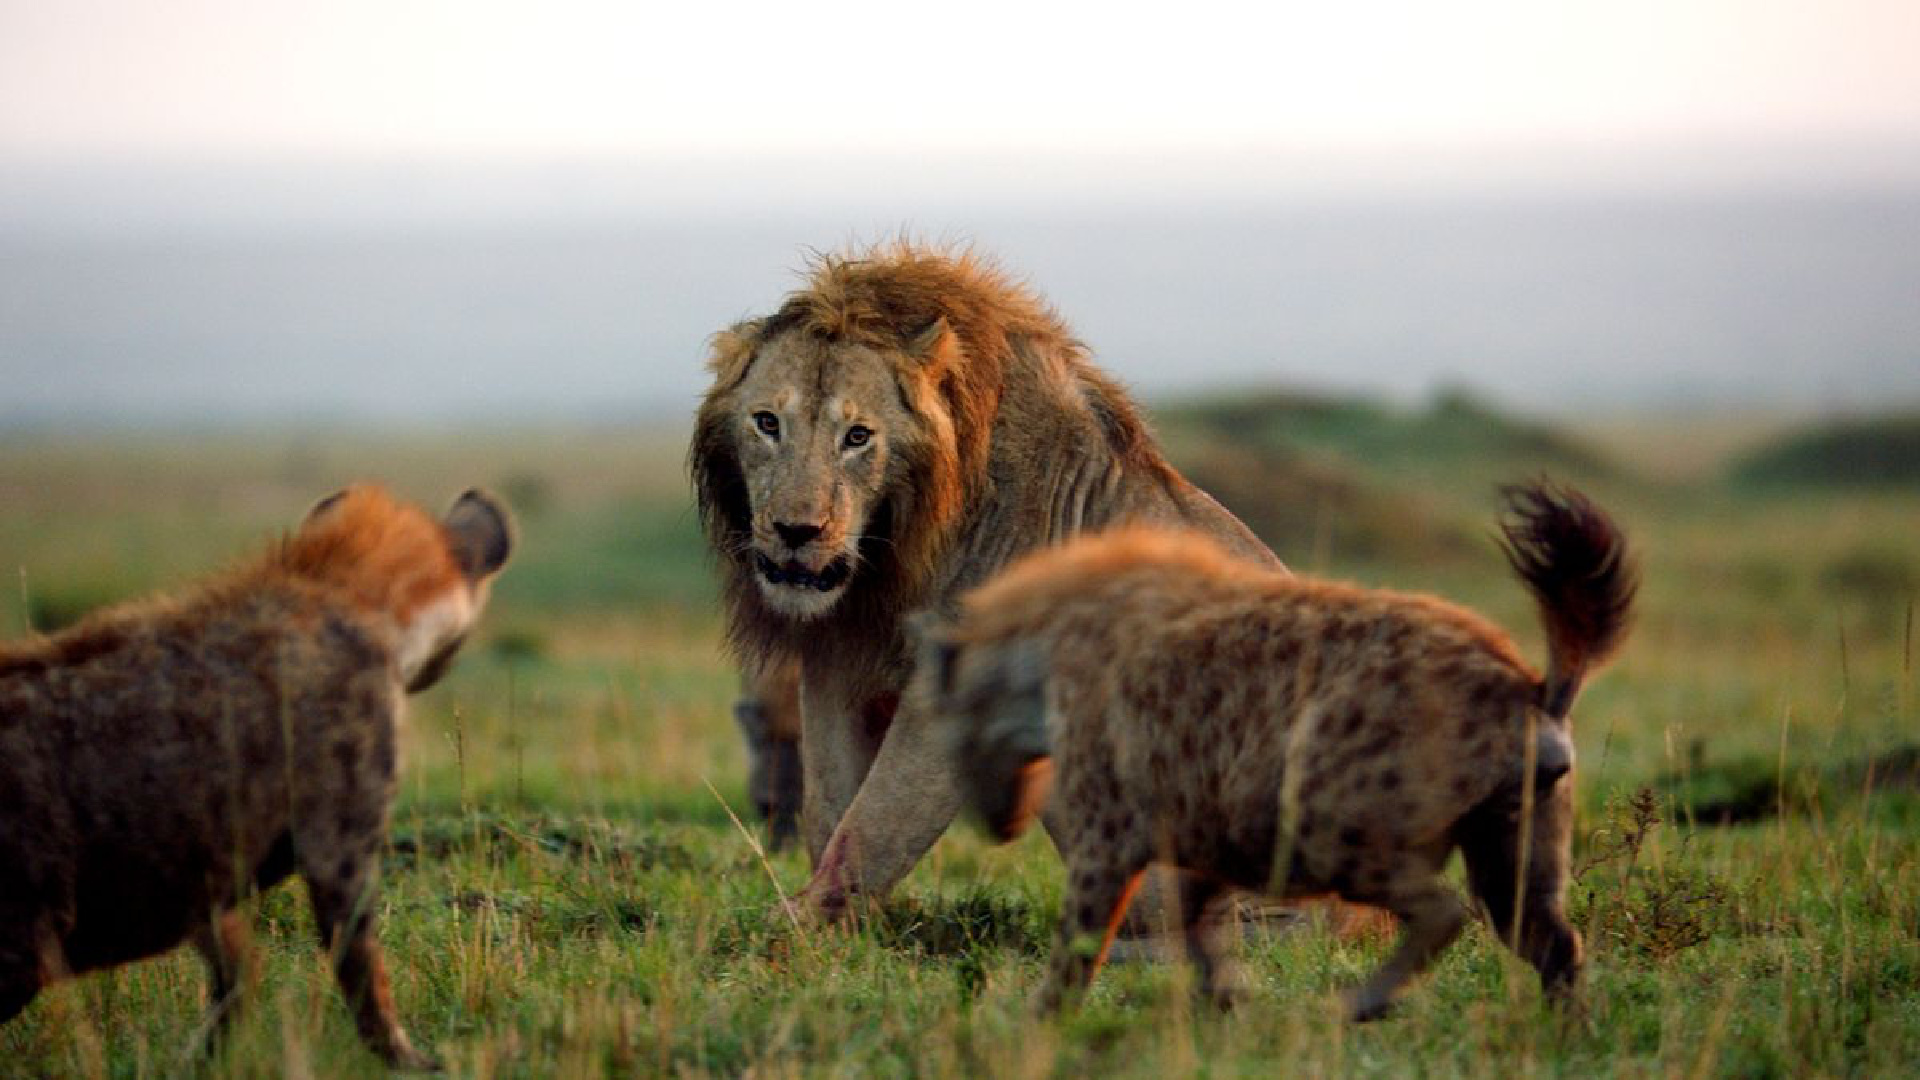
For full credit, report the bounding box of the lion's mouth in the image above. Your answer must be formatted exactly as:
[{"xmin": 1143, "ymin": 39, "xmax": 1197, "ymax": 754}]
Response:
[{"xmin": 756, "ymin": 552, "xmax": 852, "ymax": 593}]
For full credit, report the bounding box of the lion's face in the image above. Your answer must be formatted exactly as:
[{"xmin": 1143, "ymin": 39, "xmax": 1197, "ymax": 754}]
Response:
[{"xmin": 724, "ymin": 332, "xmax": 923, "ymax": 619}]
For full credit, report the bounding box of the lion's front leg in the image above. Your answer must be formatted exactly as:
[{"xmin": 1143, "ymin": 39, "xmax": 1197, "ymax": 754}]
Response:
[
  {"xmin": 799, "ymin": 694, "xmax": 961, "ymax": 918},
  {"xmin": 797, "ymin": 674, "xmax": 888, "ymax": 867}
]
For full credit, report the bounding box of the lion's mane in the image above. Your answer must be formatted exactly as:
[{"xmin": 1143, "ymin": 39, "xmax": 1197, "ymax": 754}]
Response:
[{"xmin": 690, "ymin": 242, "xmax": 1164, "ymax": 689}]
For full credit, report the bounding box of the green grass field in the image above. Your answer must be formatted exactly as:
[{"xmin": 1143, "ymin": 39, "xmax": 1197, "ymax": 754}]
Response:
[{"xmin": 2, "ymin": 399, "xmax": 1916, "ymax": 1077}]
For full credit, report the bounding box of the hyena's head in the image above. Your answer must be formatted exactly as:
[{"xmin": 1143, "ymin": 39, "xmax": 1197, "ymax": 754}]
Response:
[
  {"xmin": 290, "ymin": 485, "xmax": 515, "ymax": 692},
  {"xmin": 909, "ymin": 614, "xmax": 1054, "ymax": 843}
]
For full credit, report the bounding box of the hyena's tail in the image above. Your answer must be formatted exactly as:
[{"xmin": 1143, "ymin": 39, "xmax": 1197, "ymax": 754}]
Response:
[
  {"xmin": 953, "ymin": 698, "xmax": 1055, "ymax": 844},
  {"xmin": 1498, "ymin": 480, "xmax": 1638, "ymax": 719}
]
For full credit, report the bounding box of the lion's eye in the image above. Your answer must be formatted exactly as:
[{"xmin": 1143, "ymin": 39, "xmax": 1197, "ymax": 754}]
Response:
[
  {"xmin": 844, "ymin": 425, "xmax": 872, "ymax": 449},
  {"xmin": 753, "ymin": 412, "xmax": 781, "ymax": 439}
]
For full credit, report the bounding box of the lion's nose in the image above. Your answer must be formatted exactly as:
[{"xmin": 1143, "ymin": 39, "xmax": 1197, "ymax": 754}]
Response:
[{"xmin": 773, "ymin": 521, "xmax": 824, "ymax": 549}]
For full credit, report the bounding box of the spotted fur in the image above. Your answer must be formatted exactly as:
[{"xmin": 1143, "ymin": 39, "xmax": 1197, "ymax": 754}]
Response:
[
  {"xmin": 927, "ymin": 482, "xmax": 1635, "ymax": 1017},
  {"xmin": 0, "ymin": 486, "xmax": 513, "ymax": 1067}
]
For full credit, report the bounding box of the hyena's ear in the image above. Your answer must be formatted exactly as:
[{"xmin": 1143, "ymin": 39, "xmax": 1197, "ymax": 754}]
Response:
[
  {"xmin": 443, "ymin": 489, "xmax": 515, "ymax": 580},
  {"xmin": 303, "ymin": 488, "xmax": 353, "ymax": 526},
  {"xmin": 906, "ymin": 610, "xmax": 961, "ymax": 697},
  {"xmin": 976, "ymin": 638, "xmax": 1046, "ymax": 704}
]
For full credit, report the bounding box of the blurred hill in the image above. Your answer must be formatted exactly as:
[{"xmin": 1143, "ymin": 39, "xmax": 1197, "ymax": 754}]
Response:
[
  {"xmin": 1161, "ymin": 387, "xmax": 1613, "ymax": 481},
  {"xmin": 1156, "ymin": 388, "xmax": 1619, "ymax": 571},
  {"xmin": 1728, "ymin": 414, "xmax": 1920, "ymax": 489}
]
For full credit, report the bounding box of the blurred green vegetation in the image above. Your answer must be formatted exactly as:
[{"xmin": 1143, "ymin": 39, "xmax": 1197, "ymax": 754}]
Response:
[
  {"xmin": 1729, "ymin": 413, "xmax": 1920, "ymax": 489},
  {"xmin": 1153, "ymin": 387, "xmax": 1619, "ymax": 575},
  {"xmin": 1160, "ymin": 386, "xmax": 1612, "ymax": 485}
]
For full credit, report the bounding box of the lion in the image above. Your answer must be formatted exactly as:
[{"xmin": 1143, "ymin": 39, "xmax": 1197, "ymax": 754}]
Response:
[
  {"xmin": 920, "ymin": 482, "xmax": 1635, "ymax": 1017},
  {"xmin": 690, "ymin": 242, "xmax": 1281, "ymax": 917}
]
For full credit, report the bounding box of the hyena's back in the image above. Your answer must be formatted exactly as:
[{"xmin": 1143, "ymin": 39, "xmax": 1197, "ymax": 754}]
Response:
[
  {"xmin": 0, "ymin": 578, "xmax": 401, "ymax": 978},
  {"xmin": 1060, "ymin": 582, "xmax": 1543, "ymax": 889}
]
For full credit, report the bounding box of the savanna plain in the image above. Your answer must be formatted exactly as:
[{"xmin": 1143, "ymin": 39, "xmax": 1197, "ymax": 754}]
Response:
[{"xmin": 2, "ymin": 395, "xmax": 1916, "ymax": 1077}]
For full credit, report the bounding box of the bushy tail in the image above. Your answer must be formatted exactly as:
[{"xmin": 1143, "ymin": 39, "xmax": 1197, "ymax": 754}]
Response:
[
  {"xmin": 954, "ymin": 708, "xmax": 1055, "ymax": 844},
  {"xmin": 1498, "ymin": 481, "xmax": 1638, "ymax": 718}
]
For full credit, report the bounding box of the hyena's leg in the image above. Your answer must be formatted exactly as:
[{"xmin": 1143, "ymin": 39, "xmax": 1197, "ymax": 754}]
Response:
[
  {"xmin": 0, "ymin": 884, "xmax": 50, "ymax": 1022},
  {"xmin": 1346, "ymin": 876, "xmax": 1470, "ymax": 1022},
  {"xmin": 735, "ymin": 698, "xmax": 803, "ymax": 852},
  {"xmin": 0, "ymin": 953, "xmax": 38, "ymax": 1024},
  {"xmin": 1176, "ymin": 877, "xmax": 1246, "ymax": 1007},
  {"xmin": 1036, "ymin": 860, "xmax": 1150, "ymax": 1013},
  {"xmin": 190, "ymin": 909, "xmax": 256, "ymax": 1045},
  {"xmin": 290, "ymin": 717, "xmax": 434, "ymax": 1071},
  {"xmin": 762, "ymin": 733, "xmax": 804, "ymax": 853},
  {"xmin": 299, "ymin": 843, "xmax": 435, "ymax": 1071},
  {"xmin": 1459, "ymin": 780, "xmax": 1583, "ymax": 999},
  {"xmin": 1036, "ymin": 808, "xmax": 1197, "ymax": 962}
]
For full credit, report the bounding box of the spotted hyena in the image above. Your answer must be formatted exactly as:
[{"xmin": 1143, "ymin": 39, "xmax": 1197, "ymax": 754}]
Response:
[
  {"xmin": 733, "ymin": 658, "xmax": 805, "ymax": 851},
  {"xmin": 0, "ymin": 485, "xmax": 513, "ymax": 1068},
  {"xmin": 917, "ymin": 482, "xmax": 1634, "ymax": 1019}
]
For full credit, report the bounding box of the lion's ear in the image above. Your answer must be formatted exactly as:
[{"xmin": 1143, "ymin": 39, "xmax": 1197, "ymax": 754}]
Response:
[
  {"xmin": 707, "ymin": 320, "xmax": 761, "ymax": 389},
  {"xmin": 906, "ymin": 317, "xmax": 961, "ymax": 375}
]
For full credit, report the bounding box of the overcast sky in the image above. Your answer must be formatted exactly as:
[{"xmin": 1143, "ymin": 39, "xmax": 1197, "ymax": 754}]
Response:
[{"xmin": 4, "ymin": 0, "xmax": 1916, "ymax": 162}]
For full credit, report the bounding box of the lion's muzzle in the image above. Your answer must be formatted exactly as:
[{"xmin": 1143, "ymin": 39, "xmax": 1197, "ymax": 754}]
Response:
[{"xmin": 756, "ymin": 551, "xmax": 852, "ymax": 593}]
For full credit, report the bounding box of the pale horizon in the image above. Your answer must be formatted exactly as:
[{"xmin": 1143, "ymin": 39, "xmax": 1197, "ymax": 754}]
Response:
[
  {"xmin": 2, "ymin": 1, "xmax": 1915, "ymax": 425},
  {"xmin": 4, "ymin": 137, "xmax": 1919, "ymax": 235}
]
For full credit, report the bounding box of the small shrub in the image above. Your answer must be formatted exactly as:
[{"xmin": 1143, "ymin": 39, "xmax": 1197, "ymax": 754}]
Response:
[
  {"xmin": 1573, "ymin": 787, "xmax": 1729, "ymax": 962},
  {"xmin": 500, "ymin": 471, "xmax": 556, "ymax": 518},
  {"xmin": 1595, "ymin": 867, "xmax": 1729, "ymax": 961},
  {"xmin": 491, "ymin": 626, "xmax": 552, "ymax": 663},
  {"xmin": 1734, "ymin": 556, "xmax": 1796, "ymax": 602},
  {"xmin": 1574, "ymin": 786, "xmax": 1662, "ymax": 881},
  {"xmin": 1821, "ymin": 547, "xmax": 1917, "ymax": 627}
]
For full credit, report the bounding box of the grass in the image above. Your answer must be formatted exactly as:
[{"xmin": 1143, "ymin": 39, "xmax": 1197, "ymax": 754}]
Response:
[{"xmin": 2, "ymin": 400, "xmax": 1918, "ymax": 1077}]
